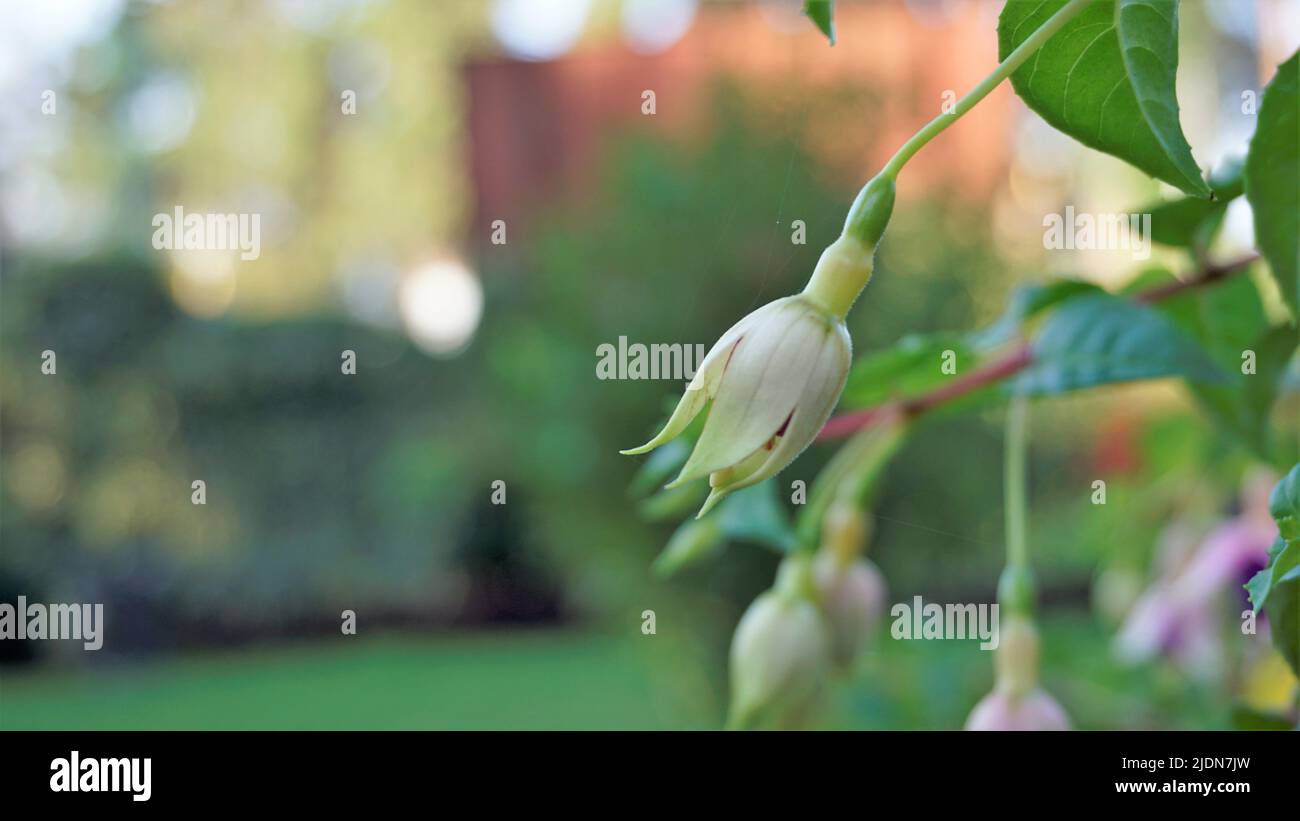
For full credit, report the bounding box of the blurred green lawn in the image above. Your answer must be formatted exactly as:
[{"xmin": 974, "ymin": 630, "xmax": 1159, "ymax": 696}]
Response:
[
  {"xmin": 0, "ymin": 631, "xmax": 706, "ymax": 730},
  {"xmin": 0, "ymin": 617, "xmax": 1230, "ymax": 730}
]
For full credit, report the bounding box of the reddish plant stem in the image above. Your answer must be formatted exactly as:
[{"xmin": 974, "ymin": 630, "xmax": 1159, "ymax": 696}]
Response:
[{"xmin": 818, "ymin": 254, "xmax": 1261, "ymax": 441}]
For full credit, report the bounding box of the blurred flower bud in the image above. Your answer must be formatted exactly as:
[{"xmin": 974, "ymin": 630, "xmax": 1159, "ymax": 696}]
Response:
[
  {"xmin": 966, "ymin": 616, "xmax": 1070, "ymax": 730},
  {"xmin": 729, "ymin": 556, "xmax": 832, "ymax": 728},
  {"xmin": 813, "ymin": 550, "xmax": 886, "ymax": 668},
  {"xmin": 965, "ymin": 688, "xmax": 1071, "ymax": 731},
  {"xmin": 622, "ymin": 294, "xmax": 852, "ymax": 518},
  {"xmin": 995, "ymin": 616, "xmax": 1040, "ymax": 696},
  {"xmin": 821, "ymin": 498, "xmax": 871, "ymax": 563}
]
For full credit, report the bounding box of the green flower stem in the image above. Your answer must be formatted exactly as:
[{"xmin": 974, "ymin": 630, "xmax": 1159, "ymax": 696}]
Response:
[
  {"xmin": 1005, "ymin": 393, "xmax": 1029, "ymax": 569},
  {"xmin": 999, "ymin": 393, "xmax": 1035, "ymax": 616},
  {"xmin": 794, "ymin": 415, "xmax": 907, "ymax": 551},
  {"xmin": 843, "ymin": 0, "xmax": 1092, "ymax": 242},
  {"xmin": 880, "ymin": 0, "xmax": 1090, "ymax": 180}
]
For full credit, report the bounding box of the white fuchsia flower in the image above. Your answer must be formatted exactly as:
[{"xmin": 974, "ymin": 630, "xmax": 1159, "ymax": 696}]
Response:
[{"xmin": 622, "ymin": 235, "xmax": 877, "ymax": 518}]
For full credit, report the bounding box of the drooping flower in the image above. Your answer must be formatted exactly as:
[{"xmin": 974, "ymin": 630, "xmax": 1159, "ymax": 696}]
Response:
[
  {"xmin": 965, "ymin": 688, "xmax": 1072, "ymax": 731},
  {"xmin": 813, "ymin": 552, "xmax": 886, "ymax": 669},
  {"xmin": 622, "ymin": 234, "xmax": 877, "ymax": 517},
  {"xmin": 965, "ymin": 616, "xmax": 1071, "ymax": 731},
  {"xmin": 810, "ymin": 499, "xmax": 885, "ymax": 668},
  {"xmin": 729, "ymin": 556, "xmax": 832, "ymax": 729}
]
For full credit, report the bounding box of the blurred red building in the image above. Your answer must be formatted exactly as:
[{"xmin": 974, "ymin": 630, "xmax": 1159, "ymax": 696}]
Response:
[{"xmin": 463, "ymin": 1, "xmax": 1016, "ymax": 239}]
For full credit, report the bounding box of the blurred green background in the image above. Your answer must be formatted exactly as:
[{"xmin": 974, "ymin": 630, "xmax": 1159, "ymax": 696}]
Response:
[{"xmin": 1, "ymin": 0, "xmax": 1296, "ymax": 729}]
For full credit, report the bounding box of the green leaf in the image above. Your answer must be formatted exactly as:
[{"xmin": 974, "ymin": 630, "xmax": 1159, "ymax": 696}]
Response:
[
  {"xmin": 1245, "ymin": 51, "xmax": 1299, "ymax": 317},
  {"xmin": 716, "ymin": 480, "xmax": 797, "ymax": 553},
  {"xmin": 970, "ymin": 279, "xmax": 1101, "ymax": 348},
  {"xmin": 628, "ymin": 437, "xmax": 691, "ymax": 497},
  {"xmin": 1142, "ymin": 158, "xmax": 1245, "ymax": 249},
  {"xmin": 998, "ymin": 0, "xmax": 1209, "ymax": 196},
  {"xmin": 841, "ymin": 333, "xmax": 971, "ymax": 408},
  {"xmin": 1152, "ymin": 269, "xmax": 1296, "ymax": 458},
  {"xmin": 1117, "ymin": 265, "xmax": 1180, "ymax": 296},
  {"xmin": 1191, "ymin": 325, "xmax": 1298, "ymax": 459},
  {"xmin": 1155, "ymin": 263, "xmax": 1267, "ymax": 365},
  {"xmin": 803, "ymin": 0, "xmax": 835, "ymax": 45},
  {"xmin": 653, "ymin": 516, "xmax": 725, "ymax": 578},
  {"xmin": 652, "ymin": 481, "xmax": 797, "ymax": 576},
  {"xmin": 1229, "ymin": 705, "xmax": 1294, "ymax": 730},
  {"xmin": 1264, "ymin": 546, "xmax": 1299, "ymax": 675},
  {"xmin": 1015, "ymin": 293, "xmax": 1228, "ymax": 394},
  {"xmin": 1271, "ymin": 462, "xmax": 1300, "ymax": 544},
  {"xmin": 638, "ymin": 481, "xmax": 709, "ymax": 521},
  {"xmin": 1246, "ymin": 536, "xmax": 1288, "ymax": 611},
  {"xmin": 1252, "ymin": 464, "xmax": 1300, "ymax": 675}
]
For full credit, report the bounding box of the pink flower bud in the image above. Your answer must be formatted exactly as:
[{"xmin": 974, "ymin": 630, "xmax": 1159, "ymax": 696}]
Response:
[
  {"xmin": 966, "ymin": 615, "xmax": 1071, "ymax": 730},
  {"xmin": 813, "ymin": 552, "xmax": 886, "ymax": 668},
  {"xmin": 965, "ymin": 688, "xmax": 1071, "ymax": 731}
]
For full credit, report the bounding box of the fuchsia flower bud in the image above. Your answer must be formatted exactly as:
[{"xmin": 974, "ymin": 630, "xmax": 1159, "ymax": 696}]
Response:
[
  {"xmin": 729, "ymin": 556, "xmax": 832, "ymax": 729},
  {"xmin": 622, "ymin": 236, "xmax": 878, "ymax": 518},
  {"xmin": 965, "ymin": 688, "xmax": 1072, "ymax": 731},
  {"xmin": 813, "ymin": 552, "xmax": 886, "ymax": 669},
  {"xmin": 965, "ymin": 616, "xmax": 1071, "ymax": 731}
]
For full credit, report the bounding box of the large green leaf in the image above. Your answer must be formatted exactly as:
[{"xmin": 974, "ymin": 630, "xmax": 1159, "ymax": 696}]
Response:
[
  {"xmin": 1155, "ymin": 265, "xmax": 1267, "ymax": 366},
  {"xmin": 1015, "ymin": 292, "xmax": 1228, "ymax": 394},
  {"xmin": 998, "ymin": 0, "xmax": 1209, "ymax": 196},
  {"xmin": 803, "ymin": 0, "xmax": 835, "ymax": 45},
  {"xmin": 1246, "ymin": 537, "xmax": 1291, "ymax": 612},
  {"xmin": 970, "ymin": 279, "xmax": 1101, "ymax": 348},
  {"xmin": 1244, "ymin": 51, "xmax": 1299, "ymax": 317},
  {"xmin": 840, "ymin": 333, "xmax": 972, "ymax": 408},
  {"xmin": 1273, "ymin": 463, "xmax": 1300, "ymax": 544},
  {"xmin": 1246, "ymin": 465, "xmax": 1300, "ymax": 674},
  {"xmin": 1152, "ymin": 269, "xmax": 1297, "ymax": 458},
  {"xmin": 1188, "ymin": 325, "xmax": 1298, "ymax": 460}
]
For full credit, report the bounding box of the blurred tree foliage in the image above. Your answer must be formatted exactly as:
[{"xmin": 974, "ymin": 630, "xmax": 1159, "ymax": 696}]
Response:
[{"xmin": 2, "ymin": 77, "xmax": 1272, "ymax": 686}]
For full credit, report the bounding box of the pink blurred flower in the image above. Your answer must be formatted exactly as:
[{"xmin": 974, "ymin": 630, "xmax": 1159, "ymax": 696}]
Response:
[
  {"xmin": 1113, "ymin": 472, "xmax": 1278, "ymax": 674},
  {"xmin": 965, "ymin": 689, "xmax": 1071, "ymax": 731},
  {"xmin": 966, "ymin": 617, "xmax": 1071, "ymax": 730}
]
